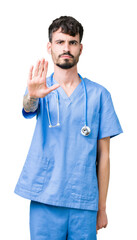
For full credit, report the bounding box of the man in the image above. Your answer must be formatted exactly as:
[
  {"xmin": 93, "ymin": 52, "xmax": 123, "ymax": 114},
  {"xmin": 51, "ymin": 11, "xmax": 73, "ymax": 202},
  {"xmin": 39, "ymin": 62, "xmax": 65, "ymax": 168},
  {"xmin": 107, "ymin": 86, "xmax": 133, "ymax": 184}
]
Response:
[{"xmin": 14, "ymin": 16, "xmax": 123, "ymax": 240}]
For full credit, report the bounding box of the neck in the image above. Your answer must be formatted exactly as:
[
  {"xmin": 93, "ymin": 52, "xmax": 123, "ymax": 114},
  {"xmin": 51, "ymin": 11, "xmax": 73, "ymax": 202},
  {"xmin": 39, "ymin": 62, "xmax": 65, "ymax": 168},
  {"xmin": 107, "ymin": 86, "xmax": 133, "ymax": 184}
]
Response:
[{"xmin": 53, "ymin": 65, "xmax": 81, "ymax": 87}]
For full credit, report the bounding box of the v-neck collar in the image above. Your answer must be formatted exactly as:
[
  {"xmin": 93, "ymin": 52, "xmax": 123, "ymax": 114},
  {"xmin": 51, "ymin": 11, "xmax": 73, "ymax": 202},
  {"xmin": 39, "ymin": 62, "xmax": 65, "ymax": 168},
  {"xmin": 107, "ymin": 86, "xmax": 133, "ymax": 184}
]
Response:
[{"xmin": 52, "ymin": 75, "xmax": 83, "ymax": 105}]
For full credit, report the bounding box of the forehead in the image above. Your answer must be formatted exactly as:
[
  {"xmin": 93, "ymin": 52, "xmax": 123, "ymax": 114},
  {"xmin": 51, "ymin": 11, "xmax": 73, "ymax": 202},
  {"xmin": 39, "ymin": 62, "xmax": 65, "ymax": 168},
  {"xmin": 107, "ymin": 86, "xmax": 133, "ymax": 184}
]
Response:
[{"xmin": 52, "ymin": 28, "xmax": 80, "ymax": 42}]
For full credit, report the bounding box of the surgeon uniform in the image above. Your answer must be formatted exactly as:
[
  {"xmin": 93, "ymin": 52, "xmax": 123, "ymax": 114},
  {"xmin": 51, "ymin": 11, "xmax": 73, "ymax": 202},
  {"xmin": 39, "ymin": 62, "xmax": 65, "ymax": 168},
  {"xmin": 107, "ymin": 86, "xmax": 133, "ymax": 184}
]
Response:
[{"xmin": 14, "ymin": 73, "xmax": 123, "ymax": 240}]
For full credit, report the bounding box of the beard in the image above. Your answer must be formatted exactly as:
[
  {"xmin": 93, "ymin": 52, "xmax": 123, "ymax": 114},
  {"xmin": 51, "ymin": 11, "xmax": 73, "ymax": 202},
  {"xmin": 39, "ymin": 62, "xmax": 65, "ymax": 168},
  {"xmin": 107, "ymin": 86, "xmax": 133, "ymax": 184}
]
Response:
[
  {"xmin": 51, "ymin": 50, "xmax": 80, "ymax": 69},
  {"xmin": 56, "ymin": 58, "xmax": 78, "ymax": 69}
]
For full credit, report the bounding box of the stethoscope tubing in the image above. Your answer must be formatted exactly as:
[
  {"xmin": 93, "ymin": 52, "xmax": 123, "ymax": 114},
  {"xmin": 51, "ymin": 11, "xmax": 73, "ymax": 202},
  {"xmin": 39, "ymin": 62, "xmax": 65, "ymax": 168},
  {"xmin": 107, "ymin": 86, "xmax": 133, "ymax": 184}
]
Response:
[
  {"xmin": 78, "ymin": 73, "xmax": 87, "ymax": 127},
  {"xmin": 46, "ymin": 73, "xmax": 90, "ymax": 136}
]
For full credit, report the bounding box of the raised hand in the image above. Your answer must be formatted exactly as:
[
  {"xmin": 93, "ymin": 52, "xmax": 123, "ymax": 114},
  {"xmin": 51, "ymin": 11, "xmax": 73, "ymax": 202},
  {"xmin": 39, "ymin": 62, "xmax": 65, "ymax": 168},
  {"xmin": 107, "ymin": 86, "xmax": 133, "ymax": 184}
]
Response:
[
  {"xmin": 23, "ymin": 59, "xmax": 60, "ymax": 113},
  {"xmin": 28, "ymin": 58, "xmax": 60, "ymax": 98}
]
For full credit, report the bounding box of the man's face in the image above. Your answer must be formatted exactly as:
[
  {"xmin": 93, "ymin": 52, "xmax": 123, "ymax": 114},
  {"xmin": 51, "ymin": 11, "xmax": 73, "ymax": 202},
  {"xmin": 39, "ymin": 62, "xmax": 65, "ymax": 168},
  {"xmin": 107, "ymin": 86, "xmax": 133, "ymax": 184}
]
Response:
[{"xmin": 47, "ymin": 28, "xmax": 83, "ymax": 69}]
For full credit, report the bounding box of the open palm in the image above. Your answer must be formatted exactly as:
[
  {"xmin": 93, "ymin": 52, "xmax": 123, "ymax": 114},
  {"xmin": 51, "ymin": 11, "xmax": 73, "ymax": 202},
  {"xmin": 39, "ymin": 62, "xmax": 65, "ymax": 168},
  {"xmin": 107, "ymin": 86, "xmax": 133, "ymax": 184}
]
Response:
[{"xmin": 28, "ymin": 58, "xmax": 60, "ymax": 98}]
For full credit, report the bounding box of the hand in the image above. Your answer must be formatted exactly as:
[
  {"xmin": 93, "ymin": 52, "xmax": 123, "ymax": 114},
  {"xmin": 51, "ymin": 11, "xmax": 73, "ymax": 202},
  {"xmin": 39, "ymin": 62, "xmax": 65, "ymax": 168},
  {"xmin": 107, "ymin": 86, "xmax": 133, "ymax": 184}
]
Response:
[
  {"xmin": 96, "ymin": 209, "xmax": 108, "ymax": 234},
  {"xmin": 28, "ymin": 58, "xmax": 60, "ymax": 98}
]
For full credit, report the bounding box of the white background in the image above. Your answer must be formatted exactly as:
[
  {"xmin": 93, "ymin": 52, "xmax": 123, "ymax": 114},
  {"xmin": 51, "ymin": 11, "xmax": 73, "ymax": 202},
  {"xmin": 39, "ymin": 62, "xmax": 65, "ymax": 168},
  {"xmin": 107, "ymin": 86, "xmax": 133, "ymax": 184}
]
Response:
[{"xmin": 0, "ymin": 0, "xmax": 136, "ymax": 239}]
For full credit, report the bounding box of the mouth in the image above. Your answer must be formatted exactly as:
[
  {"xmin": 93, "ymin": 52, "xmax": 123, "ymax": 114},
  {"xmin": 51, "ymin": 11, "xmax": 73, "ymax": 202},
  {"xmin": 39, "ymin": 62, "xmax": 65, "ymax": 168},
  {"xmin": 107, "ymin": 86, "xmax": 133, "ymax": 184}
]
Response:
[{"xmin": 61, "ymin": 55, "xmax": 72, "ymax": 59}]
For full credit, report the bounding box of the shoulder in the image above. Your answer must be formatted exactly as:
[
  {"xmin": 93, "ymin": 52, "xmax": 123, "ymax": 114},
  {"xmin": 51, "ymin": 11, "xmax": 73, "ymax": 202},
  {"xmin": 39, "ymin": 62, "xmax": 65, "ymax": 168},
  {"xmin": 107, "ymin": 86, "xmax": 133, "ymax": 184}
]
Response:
[{"xmin": 84, "ymin": 77, "xmax": 111, "ymax": 101}]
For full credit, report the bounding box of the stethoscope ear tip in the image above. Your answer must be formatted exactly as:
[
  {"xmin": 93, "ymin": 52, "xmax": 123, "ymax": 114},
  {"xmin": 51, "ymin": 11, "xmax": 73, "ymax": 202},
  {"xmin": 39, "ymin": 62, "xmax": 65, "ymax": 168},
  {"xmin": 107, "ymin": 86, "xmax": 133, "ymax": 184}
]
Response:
[{"xmin": 49, "ymin": 123, "xmax": 60, "ymax": 128}]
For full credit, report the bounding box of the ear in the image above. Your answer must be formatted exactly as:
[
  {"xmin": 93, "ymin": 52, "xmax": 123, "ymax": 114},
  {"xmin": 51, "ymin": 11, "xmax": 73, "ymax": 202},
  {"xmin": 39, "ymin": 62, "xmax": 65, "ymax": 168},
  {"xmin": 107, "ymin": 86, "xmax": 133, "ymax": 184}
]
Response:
[
  {"xmin": 80, "ymin": 44, "xmax": 83, "ymax": 55},
  {"xmin": 47, "ymin": 42, "xmax": 51, "ymax": 54}
]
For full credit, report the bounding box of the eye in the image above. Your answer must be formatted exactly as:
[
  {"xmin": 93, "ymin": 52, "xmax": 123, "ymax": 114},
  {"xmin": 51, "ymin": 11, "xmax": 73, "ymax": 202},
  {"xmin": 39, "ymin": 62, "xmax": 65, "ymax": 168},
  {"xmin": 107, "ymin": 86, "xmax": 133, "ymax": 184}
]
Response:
[
  {"xmin": 70, "ymin": 41, "xmax": 77, "ymax": 45},
  {"xmin": 57, "ymin": 41, "xmax": 64, "ymax": 44}
]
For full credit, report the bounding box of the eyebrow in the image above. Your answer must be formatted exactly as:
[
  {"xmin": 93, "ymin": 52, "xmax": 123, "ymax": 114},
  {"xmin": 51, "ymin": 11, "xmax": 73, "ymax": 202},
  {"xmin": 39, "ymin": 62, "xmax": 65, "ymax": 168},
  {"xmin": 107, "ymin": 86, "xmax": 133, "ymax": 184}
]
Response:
[{"xmin": 55, "ymin": 39, "xmax": 79, "ymax": 43}]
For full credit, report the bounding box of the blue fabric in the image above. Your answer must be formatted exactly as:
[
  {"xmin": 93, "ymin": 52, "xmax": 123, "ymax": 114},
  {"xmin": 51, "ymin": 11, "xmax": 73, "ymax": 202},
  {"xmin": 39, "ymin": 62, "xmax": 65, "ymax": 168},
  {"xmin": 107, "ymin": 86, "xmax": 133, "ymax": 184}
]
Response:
[
  {"xmin": 14, "ymin": 73, "xmax": 123, "ymax": 211},
  {"xmin": 30, "ymin": 200, "xmax": 97, "ymax": 240}
]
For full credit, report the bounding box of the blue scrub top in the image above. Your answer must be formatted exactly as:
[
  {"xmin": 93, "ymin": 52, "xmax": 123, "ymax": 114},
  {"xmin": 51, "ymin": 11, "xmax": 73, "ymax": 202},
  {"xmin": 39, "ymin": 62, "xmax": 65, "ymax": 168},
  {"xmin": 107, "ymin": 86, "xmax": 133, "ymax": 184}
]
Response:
[{"xmin": 14, "ymin": 73, "xmax": 123, "ymax": 211}]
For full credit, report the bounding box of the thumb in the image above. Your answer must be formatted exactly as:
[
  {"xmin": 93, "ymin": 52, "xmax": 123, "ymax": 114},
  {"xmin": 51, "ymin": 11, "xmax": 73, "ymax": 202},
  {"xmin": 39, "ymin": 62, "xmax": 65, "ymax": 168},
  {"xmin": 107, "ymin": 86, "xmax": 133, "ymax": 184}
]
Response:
[{"xmin": 48, "ymin": 83, "xmax": 60, "ymax": 93}]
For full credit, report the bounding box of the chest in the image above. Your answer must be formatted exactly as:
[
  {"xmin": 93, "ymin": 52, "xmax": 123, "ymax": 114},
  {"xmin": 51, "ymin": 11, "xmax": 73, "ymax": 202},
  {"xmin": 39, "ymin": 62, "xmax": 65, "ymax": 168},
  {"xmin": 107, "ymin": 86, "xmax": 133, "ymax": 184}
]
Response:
[
  {"xmin": 42, "ymin": 87, "xmax": 100, "ymax": 141},
  {"xmin": 60, "ymin": 83, "xmax": 81, "ymax": 97}
]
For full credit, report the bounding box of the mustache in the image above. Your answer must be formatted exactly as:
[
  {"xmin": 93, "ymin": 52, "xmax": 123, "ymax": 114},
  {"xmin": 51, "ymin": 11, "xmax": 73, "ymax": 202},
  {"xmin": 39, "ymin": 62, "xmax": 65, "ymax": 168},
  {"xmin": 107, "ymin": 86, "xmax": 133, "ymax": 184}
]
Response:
[{"xmin": 59, "ymin": 52, "xmax": 74, "ymax": 58}]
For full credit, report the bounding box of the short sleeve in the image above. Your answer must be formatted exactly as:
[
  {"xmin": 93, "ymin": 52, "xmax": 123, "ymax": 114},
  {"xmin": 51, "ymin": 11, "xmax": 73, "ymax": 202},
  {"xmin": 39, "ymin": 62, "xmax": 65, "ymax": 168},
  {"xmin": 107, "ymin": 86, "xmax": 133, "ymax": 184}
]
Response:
[
  {"xmin": 97, "ymin": 90, "xmax": 123, "ymax": 140},
  {"xmin": 22, "ymin": 87, "xmax": 40, "ymax": 119}
]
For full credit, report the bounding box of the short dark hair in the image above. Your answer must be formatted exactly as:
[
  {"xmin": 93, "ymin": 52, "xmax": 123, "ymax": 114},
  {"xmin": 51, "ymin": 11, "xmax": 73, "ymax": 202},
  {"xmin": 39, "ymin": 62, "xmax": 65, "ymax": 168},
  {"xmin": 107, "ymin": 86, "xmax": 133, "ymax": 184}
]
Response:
[{"xmin": 48, "ymin": 16, "xmax": 84, "ymax": 43}]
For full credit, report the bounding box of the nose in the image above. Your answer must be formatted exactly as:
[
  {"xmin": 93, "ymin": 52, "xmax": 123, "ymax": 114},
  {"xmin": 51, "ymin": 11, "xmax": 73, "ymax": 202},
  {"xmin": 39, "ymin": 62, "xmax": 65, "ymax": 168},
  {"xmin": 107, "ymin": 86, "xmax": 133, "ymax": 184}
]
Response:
[{"xmin": 63, "ymin": 42, "xmax": 70, "ymax": 52}]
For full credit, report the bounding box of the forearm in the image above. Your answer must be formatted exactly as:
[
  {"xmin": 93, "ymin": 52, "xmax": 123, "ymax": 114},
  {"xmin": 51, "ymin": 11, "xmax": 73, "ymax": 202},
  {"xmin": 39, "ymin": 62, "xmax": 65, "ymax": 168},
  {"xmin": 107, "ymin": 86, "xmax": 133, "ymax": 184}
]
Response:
[
  {"xmin": 97, "ymin": 155, "xmax": 110, "ymax": 211},
  {"xmin": 23, "ymin": 93, "xmax": 39, "ymax": 112}
]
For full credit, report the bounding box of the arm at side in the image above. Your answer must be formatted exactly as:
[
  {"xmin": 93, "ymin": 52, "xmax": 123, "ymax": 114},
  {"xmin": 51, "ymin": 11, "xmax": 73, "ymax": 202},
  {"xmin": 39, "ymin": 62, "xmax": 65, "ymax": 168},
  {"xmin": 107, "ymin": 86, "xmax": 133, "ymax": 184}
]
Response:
[{"xmin": 96, "ymin": 136, "xmax": 110, "ymax": 211}]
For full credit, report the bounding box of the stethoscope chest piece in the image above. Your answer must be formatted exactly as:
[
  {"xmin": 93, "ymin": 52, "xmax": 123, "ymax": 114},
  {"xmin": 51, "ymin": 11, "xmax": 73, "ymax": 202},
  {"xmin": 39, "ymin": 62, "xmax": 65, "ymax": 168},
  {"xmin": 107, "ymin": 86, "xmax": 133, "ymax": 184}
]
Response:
[{"xmin": 81, "ymin": 125, "xmax": 91, "ymax": 136}]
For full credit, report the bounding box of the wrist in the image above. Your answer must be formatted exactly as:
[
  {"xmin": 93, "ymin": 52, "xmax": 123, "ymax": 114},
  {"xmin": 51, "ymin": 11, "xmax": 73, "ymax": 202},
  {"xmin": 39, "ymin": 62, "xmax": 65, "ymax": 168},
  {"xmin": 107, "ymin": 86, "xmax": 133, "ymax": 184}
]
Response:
[
  {"xmin": 27, "ymin": 93, "xmax": 38, "ymax": 100},
  {"xmin": 98, "ymin": 204, "xmax": 106, "ymax": 212},
  {"xmin": 98, "ymin": 208, "xmax": 106, "ymax": 212}
]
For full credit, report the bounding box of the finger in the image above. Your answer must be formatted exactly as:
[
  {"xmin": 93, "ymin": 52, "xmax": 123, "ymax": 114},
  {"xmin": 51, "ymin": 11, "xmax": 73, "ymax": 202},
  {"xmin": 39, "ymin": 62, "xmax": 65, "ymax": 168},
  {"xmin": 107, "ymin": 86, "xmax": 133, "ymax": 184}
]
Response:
[
  {"xmin": 39, "ymin": 58, "xmax": 45, "ymax": 77},
  {"xmin": 96, "ymin": 225, "xmax": 100, "ymax": 231},
  {"xmin": 28, "ymin": 65, "xmax": 34, "ymax": 81},
  {"xmin": 48, "ymin": 83, "xmax": 60, "ymax": 93},
  {"xmin": 34, "ymin": 60, "xmax": 41, "ymax": 77},
  {"xmin": 43, "ymin": 61, "xmax": 48, "ymax": 81}
]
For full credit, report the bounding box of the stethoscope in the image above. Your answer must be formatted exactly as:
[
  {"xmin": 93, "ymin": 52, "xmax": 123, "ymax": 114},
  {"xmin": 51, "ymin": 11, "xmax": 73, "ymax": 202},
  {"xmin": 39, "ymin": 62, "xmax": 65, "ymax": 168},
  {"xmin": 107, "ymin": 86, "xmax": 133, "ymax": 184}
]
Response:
[{"xmin": 46, "ymin": 73, "xmax": 91, "ymax": 136}]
